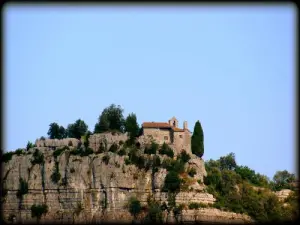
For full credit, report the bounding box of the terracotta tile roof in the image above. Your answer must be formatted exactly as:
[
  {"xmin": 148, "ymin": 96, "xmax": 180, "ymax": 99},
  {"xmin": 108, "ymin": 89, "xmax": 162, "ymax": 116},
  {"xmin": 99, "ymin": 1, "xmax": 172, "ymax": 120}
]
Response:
[
  {"xmin": 142, "ymin": 122, "xmax": 171, "ymax": 128},
  {"xmin": 142, "ymin": 122, "xmax": 185, "ymax": 132},
  {"xmin": 172, "ymin": 127, "xmax": 185, "ymax": 132}
]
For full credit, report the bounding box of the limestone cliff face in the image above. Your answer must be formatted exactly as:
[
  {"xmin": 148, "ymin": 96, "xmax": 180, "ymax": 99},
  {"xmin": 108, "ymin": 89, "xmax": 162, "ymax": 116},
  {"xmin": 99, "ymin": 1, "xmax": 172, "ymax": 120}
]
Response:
[{"xmin": 2, "ymin": 137, "xmax": 251, "ymax": 224}]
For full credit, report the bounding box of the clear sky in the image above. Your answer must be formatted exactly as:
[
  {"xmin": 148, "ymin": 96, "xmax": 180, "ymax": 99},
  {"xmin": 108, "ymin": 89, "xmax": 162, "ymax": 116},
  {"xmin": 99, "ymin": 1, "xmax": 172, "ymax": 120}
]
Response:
[{"xmin": 3, "ymin": 4, "xmax": 296, "ymax": 180}]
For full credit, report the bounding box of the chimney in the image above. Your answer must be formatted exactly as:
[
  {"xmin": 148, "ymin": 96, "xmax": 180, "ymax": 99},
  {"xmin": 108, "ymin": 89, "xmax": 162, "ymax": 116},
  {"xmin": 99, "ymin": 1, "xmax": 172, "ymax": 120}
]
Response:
[{"xmin": 183, "ymin": 121, "xmax": 188, "ymax": 130}]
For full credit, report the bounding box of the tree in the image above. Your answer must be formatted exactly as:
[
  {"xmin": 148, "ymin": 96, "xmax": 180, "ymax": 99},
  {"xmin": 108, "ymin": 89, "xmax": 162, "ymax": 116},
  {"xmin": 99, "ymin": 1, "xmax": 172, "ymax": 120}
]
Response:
[
  {"xmin": 47, "ymin": 123, "xmax": 66, "ymax": 139},
  {"xmin": 220, "ymin": 152, "xmax": 237, "ymax": 171},
  {"xmin": 94, "ymin": 104, "xmax": 125, "ymax": 133},
  {"xmin": 31, "ymin": 204, "xmax": 48, "ymax": 223},
  {"xmin": 128, "ymin": 197, "xmax": 141, "ymax": 220},
  {"xmin": 67, "ymin": 119, "xmax": 88, "ymax": 139},
  {"xmin": 272, "ymin": 170, "xmax": 296, "ymax": 191},
  {"xmin": 163, "ymin": 171, "xmax": 181, "ymax": 193},
  {"xmin": 125, "ymin": 113, "xmax": 140, "ymax": 143},
  {"xmin": 191, "ymin": 120, "xmax": 204, "ymax": 157}
]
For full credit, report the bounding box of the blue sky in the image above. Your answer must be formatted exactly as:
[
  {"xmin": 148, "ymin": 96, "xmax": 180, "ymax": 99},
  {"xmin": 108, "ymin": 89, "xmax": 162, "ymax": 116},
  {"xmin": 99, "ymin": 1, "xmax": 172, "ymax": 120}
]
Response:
[{"xmin": 3, "ymin": 4, "xmax": 296, "ymax": 179}]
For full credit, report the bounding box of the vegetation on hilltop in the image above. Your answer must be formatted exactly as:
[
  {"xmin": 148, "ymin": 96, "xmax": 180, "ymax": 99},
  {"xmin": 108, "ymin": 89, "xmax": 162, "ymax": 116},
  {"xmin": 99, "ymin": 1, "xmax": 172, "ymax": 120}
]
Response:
[{"xmin": 1, "ymin": 103, "xmax": 298, "ymax": 223}]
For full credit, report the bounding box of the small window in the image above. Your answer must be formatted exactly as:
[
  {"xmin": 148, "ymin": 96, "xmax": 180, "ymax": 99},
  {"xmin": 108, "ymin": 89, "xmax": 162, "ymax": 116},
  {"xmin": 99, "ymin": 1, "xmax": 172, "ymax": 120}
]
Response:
[
  {"xmin": 164, "ymin": 136, "xmax": 168, "ymax": 140},
  {"xmin": 179, "ymin": 135, "xmax": 183, "ymax": 138}
]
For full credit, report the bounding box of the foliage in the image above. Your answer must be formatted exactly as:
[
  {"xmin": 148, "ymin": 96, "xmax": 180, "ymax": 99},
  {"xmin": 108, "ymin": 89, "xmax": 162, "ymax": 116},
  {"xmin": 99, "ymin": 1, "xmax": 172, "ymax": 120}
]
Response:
[
  {"xmin": 144, "ymin": 201, "xmax": 163, "ymax": 223},
  {"xmin": 191, "ymin": 120, "xmax": 204, "ymax": 157},
  {"xmin": 177, "ymin": 150, "xmax": 191, "ymax": 163},
  {"xmin": 51, "ymin": 162, "xmax": 61, "ymax": 184},
  {"xmin": 2, "ymin": 152, "xmax": 14, "ymax": 163},
  {"xmin": 117, "ymin": 147, "xmax": 126, "ymax": 156},
  {"xmin": 47, "ymin": 123, "xmax": 66, "ymax": 139},
  {"xmin": 125, "ymin": 113, "xmax": 140, "ymax": 143},
  {"xmin": 31, "ymin": 204, "xmax": 48, "ymax": 221},
  {"xmin": 220, "ymin": 152, "xmax": 237, "ymax": 170},
  {"xmin": 15, "ymin": 149, "xmax": 24, "ymax": 156},
  {"xmin": 144, "ymin": 142, "xmax": 159, "ymax": 155},
  {"xmin": 159, "ymin": 142, "xmax": 174, "ymax": 158},
  {"xmin": 272, "ymin": 170, "xmax": 296, "ymax": 191},
  {"xmin": 94, "ymin": 104, "xmax": 125, "ymax": 133},
  {"xmin": 102, "ymin": 155, "xmax": 110, "ymax": 165},
  {"xmin": 31, "ymin": 149, "xmax": 44, "ymax": 165},
  {"xmin": 53, "ymin": 147, "xmax": 68, "ymax": 158},
  {"xmin": 128, "ymin": 197, "xmax": 142, "ymax": 219},
  {"xmin": 163, "ymin": 171, "xmax": 181, "ymax": 193},
  {"xmin": 16, "ymin": 178, "xmax": 28, "ymax": 198},
  {"xmin": 26, "ymin": 141, "xmax": 34, "ymax": 151},
  {"xmin": 204, "ymin": 153, "xmax": 298, "ymax": 223},
  {"xmin": 70, "ymin": 147, "xmax": 93, "ymax": 157},
  {"xmin": 188, "ymin": 202, "xmax": 207, "ymax": 209},
  {"xmin": 109, "ymin": 143, "xmax": 118, "ymax": 153},
  {"xmin": 67, "ymin": 119, "xmax": 88, "ymax": 139},
  {"xmin": 188, "ymin": 167, "xmax": 197, "ymax": 177}
]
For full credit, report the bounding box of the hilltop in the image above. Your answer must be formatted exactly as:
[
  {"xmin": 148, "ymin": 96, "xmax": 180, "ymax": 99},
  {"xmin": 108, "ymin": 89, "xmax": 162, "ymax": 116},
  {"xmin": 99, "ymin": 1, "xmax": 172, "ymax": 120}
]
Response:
[{"xmin": 1, "ymin": 104, "xmax": 298, "ymax": 224}]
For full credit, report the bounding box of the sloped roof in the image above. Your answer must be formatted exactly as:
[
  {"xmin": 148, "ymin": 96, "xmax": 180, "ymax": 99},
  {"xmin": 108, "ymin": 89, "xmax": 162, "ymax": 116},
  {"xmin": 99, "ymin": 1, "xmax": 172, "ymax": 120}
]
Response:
[
  {"xmin": 142, "ymin": 122, "xmax": 171, "ymax": 128},
  {"xmin": 142, "ymin": 122, "xmax": 185, "ymax": 132}
]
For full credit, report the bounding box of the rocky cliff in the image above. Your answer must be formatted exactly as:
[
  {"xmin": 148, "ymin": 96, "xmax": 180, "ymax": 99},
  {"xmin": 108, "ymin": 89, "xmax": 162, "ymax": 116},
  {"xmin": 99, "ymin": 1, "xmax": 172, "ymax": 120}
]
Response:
[{"xmin": 1, "ymin": 135, "xmax": 252, "ymax": 224}]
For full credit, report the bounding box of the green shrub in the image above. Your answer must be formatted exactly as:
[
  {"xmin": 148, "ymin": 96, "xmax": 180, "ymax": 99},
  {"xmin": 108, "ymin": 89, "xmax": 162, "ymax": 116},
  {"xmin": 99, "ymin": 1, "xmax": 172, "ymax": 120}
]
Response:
[
  {"xmin": 119, "ymin": 140, "xmax": 124, "ymax": 145},
  {"xmin": 2, "ymin": 152, "xmax": 14, "ymax": 163},
  {"xmin": 189, "ymin": 202, "xmax": 199, "ymax": 209},
  {"xmin": 178, "ymin": 150, "xmax": 190, "ymax": 163},
  {"xmin": 31, "ymin": 204, "xmax": 48, "ymax": 221},
  {"xmin": 16, "ymin": 178, "xmax": 28, "ymax": 198},
  {"xmin": 31, "ymin": 149, "xmax": 44, "ymax": 165},
  {"xmin": 163, "ymin": 171, "xmax": 181, "ymax": 193},
  {"xmin": 144, "ymin": 142, "xmax": 158, "ymax": 155},
  {"xmin": 128, "ymin": 197, "xmax": 142, "ymax": 219},
  {"xmin": 15, "ymin": 149, "xmax": 24, "ymax": 156},
  {"xmin": 117, "ymin": 148, "xmax": 126, "ymax": 156},
  {"xmin": 51, "ymin": 162, "xmax": 61, "ymax": 184},
  {"xmin": 125, "ymin": 158, "xmax": 131, "ymax": 165},
  {"xmin": 144, "ymin": 201, "xmax": 163, "ymax": 223},
  {"xmin": 153, "ymin": 155, "xmax": 161, "ymax": 167},
  {"xmin": 40, "ymin": 136, "xmax": 46, "ymax": 141},
  {"xmin": 109, "ymin": 143, "xmax": 118, "ymax": 153},
  {"xmin": 53, "ymin": 148, "xmax": 66, "ymax": 158},
  {"xmin": 97, "ymin": 143, "xmax": 106, "ymax": 154},
  {"xmin": 26, "ymin": 141, "xmax": 34, "ymax": 151},
  {"xmin": 68, "ymin": 140, "xmax": 73, "ymax": 146},
  {"xmin": 159, "ymin": 143, "xmax": 174, "ymax": 158},
  {"xmin": 102, "ymin": 155, "xmax": 110, "ymax": 165},
  {"xmin": 188, "ymin": 168, "xmax": 197, "ymax": 177}
]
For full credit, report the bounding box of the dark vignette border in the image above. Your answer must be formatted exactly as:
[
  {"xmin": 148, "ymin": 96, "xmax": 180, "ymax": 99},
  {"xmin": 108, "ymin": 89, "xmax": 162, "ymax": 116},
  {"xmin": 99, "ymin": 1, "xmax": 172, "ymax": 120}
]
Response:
[{"xmin": 0, "ymin": 1, "xmax": 299, "ymax": 225}]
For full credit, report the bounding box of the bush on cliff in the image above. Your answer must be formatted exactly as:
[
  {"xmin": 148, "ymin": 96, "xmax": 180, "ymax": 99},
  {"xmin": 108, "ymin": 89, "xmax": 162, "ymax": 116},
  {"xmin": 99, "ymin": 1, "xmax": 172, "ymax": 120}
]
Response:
[
  {"xmin": 16, "ymin": 178, "xmax": 28, "ymax": 198},
  {"xmin": 31, "ymin": 204, "xmax": 48, "ymax": 222},
  {"xmin": 94, "ymin": 104, "xmax": 125, "ymax": 133},
  {"xmin": 163, "ymin": 171, "xmax": 181, "ymax": 193},
  {"xmin": 128, "ymin": 197, "xmax": 142, "ymax": 220},
  {"xmin": 144, "ymin": 142, "xmax": 159, "ymax": 155},
  {"xmin": 159, "ymin": 142, "xmax": 174, "ymax": 158},
  {"xmin": 125, "ymin": 113, "xmax": 140, "ymax": 143},
  {"xmin": 31, "ymin": 149, "xmax": 44, "ymax": 165},
  {"xmin": 2, "ymin": 152, "xmax": 14, "ymax": 163},
  {"xmin": 47, "ymin": 122, "xmax": 66, "ymax": 139}
]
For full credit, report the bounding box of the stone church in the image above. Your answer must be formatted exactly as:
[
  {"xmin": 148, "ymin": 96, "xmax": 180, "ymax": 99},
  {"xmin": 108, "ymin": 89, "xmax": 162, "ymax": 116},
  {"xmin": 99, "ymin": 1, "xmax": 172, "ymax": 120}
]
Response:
[{"xmin": 141, "ymin": 117, "xmax": 192, "ymax": 155}]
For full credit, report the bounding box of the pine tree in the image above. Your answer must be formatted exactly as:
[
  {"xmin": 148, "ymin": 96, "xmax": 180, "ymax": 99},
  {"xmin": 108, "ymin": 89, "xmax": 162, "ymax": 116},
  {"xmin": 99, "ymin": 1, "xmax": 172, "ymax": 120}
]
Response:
[{"xmin": 191, "ymin": 120, "xmax": 204, "ymax": 158}]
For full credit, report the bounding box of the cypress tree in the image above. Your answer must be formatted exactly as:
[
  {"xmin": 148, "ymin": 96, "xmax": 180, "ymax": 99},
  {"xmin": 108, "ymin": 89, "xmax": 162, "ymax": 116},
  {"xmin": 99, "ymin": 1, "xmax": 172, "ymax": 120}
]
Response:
[{"xmin": 191, "ymin": 120, "xmax": 204, "ymax": 158}]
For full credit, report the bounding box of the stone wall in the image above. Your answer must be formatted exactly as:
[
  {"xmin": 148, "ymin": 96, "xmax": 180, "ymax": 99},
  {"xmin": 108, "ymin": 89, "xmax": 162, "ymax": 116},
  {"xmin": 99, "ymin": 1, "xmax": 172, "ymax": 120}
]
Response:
[
  {"xmin": 35, "ymin": 138, "xmax": 80, "ymax": 148},
  {"xmin": 88, "ymin": 132, "xmax": 128, "ymax": 152},
  {"xmin": 142, "ymin": 128, "xmax": 172, "ymax": 145}
]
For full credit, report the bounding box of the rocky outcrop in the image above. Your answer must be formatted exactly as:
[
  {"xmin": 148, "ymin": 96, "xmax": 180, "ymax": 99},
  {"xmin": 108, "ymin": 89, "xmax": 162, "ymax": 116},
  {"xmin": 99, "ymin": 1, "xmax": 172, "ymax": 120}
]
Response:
[
  {"xmin": 2, "ymin": 142, "xmax": 251, "ymax": 224},
  {"xmin": 275, "ymin": 189, "xmax": 293, "ymax": 201},
  {"xmin": 88, "ymin": 132, "xmax": 128, "ymax": 152},
  {"xmin": 35, "ymin": 138, "xmax": 80, "ymax": 148}
]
